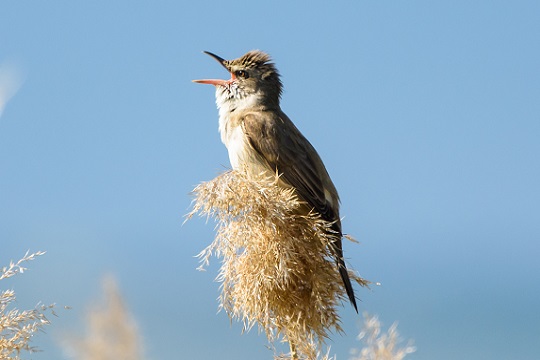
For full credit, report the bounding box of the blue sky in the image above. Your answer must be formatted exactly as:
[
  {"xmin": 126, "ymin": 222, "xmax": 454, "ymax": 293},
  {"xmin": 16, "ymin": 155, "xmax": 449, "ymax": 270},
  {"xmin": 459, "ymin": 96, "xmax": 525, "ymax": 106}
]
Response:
[{"xmin": 1, "ymin": 1, "xmax": 539, "ymax": 359}]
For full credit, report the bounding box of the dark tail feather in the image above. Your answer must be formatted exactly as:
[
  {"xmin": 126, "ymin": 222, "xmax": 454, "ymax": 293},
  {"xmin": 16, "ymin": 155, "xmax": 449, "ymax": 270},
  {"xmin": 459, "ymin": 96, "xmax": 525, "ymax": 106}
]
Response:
[
  {"xmin": 329, "ymin": 219, "xmax": 357, "ymax": 312},
  {"xmin": 338, "ymin": 258, "xmax": 358, "ymax": 313}
]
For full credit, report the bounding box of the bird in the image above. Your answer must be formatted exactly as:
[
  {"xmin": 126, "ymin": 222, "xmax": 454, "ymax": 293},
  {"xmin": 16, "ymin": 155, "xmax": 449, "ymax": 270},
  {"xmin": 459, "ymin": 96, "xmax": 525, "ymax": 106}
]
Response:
[{"xmin": 193, "ymin": 50, "xmax": 357, "ymax": 312}]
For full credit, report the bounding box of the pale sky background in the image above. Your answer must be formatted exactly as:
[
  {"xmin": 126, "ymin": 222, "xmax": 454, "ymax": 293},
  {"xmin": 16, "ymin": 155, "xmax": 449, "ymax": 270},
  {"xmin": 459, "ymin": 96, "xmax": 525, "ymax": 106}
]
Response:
[{"xmin": 1, "ymin": 1, "xmax": 539, "ymax": 359}]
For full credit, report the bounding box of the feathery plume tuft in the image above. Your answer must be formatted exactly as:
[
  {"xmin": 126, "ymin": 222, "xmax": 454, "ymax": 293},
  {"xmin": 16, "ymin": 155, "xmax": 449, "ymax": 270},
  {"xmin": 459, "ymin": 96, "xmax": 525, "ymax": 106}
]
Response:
[
  {"xmin": 0, "ymin": 251, "xmax": 54, "ymax": 359},
  {"xmin": 0, "ymin": 60, "xmax": 24, "ymax": 118},
  {"xmin": 65, "ymin": 276, "xmax": 143, "ymax": 360},
  {"xmin": 189, "ymin": 170, "xmax": 368, "ymax": 359},
  {"xmin": 350, "ymin": 313, "xmax": 416, "ymax": 360}
]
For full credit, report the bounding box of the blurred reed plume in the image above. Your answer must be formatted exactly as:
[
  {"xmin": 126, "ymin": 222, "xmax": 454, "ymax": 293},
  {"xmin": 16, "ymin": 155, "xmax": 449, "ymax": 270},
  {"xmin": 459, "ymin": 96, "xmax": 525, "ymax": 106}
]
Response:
[
  {"xmin": 67, "ymin": 276, "xmax": 143, "ymax": 360},
  {"xmin": 0, "ymin": 251, "xmax": 55, "ymax": 359},
  {"xmin": 350, "ymin": 313, "xmax": 416, "ymax": 360},
  {"xmin": 189, "ymin": 170, "xmax": 368, "ymax": 359},
  {"xmin": 0, "ymin": 59, "xmax": 24, "ymax": 118}
]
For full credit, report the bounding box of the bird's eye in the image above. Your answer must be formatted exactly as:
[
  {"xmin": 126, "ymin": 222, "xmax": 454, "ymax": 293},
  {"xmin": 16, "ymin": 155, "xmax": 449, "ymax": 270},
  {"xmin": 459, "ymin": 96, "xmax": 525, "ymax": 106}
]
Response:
[{"xmin": 235, "ymin": 70, "xmax": 249, "ymax": 79}]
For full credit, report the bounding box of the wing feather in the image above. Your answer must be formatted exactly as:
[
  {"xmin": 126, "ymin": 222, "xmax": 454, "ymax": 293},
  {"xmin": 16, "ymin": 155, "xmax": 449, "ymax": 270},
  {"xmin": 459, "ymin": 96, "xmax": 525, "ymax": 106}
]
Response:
[
  {"xmin": 241, "ymin": 109, "xmax": 358, "ymax": 312},
  {"xmin": 241, "ymin": 110, "xmax": 338, "ymax": 226}
]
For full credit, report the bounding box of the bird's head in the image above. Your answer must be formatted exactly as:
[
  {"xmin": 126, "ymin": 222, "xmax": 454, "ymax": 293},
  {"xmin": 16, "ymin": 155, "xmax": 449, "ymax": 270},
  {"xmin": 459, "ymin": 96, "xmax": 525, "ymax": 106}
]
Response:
[{"xmin": 193, "ymin": 50, "xmax": 282, "ymax": 110}]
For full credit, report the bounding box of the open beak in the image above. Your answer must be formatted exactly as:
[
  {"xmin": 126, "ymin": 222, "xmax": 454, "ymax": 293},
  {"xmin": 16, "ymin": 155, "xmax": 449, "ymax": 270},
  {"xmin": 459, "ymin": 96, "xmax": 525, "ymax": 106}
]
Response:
[{"xmin": 192, "ymin": 51, "xmax": 235, "ymax": 86}]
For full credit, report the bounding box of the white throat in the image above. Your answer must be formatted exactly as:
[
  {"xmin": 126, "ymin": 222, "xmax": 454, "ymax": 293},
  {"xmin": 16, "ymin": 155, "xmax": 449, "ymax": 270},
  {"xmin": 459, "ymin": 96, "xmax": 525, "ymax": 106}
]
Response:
[{"xmin": 212, "ymin": 87, "xmax": 267, "ymax": 172}]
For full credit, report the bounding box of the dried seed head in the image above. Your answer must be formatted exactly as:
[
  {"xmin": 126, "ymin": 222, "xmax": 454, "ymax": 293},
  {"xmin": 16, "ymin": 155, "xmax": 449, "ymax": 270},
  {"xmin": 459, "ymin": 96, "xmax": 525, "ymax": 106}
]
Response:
[{"xmin": 189, "ymin": 170, "xmax": 368, "ymax": 359}]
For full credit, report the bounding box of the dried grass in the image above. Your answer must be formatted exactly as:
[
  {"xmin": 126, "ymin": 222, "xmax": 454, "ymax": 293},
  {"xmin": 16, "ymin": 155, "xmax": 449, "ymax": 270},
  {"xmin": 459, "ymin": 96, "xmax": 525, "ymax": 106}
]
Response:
[
  {"xmin": 350, "ymin": 313, "xmax": 416, "ymax": 360},
  {"xmin": 0, "ymin": 251, "xmax": 55, "ymax": 359},
  {"xmin": 66, "ymin": 276, "xmax": 143, "ymax": 360},
  {"xmin": 188, "ymin": 170, "xmax": 369, "ymax": 359}
]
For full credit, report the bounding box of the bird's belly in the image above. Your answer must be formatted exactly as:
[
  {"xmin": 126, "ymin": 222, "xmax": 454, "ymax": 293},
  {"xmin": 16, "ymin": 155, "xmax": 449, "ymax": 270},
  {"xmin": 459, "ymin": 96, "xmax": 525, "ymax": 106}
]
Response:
[{"xmin": 226, "ymin": 126, "xmax": 274, "ymax": 179}]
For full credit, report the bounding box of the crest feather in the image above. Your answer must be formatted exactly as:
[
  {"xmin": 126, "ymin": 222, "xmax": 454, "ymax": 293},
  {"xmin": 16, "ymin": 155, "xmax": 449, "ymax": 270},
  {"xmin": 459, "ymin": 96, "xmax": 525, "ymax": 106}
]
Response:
[{"xmin": 237, "ymin": 50, "xmax": 273, "ymax": 68}]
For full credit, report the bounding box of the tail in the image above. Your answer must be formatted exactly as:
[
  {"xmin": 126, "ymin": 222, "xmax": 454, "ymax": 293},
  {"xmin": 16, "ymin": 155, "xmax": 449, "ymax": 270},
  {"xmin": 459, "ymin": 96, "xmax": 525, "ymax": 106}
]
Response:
[
  {"xmin": 338, "ymin": 256, "xmax": 358, "ymax": 312},
  {"xmin": 331, "ymin": 223, "xmax": 358, "ymax": 312}
]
